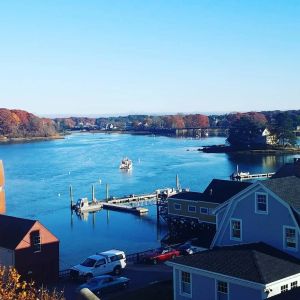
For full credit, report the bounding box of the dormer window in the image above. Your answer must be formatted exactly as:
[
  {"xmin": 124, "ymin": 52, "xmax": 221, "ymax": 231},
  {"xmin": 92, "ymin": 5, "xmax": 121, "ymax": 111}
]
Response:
[
  {"xmin": 255, "ymin": 193, "xmax": 268, "ymax": 214},
  {"xmin": 230, "ymin": 218, "xmax": 242, "ymax": 241}
]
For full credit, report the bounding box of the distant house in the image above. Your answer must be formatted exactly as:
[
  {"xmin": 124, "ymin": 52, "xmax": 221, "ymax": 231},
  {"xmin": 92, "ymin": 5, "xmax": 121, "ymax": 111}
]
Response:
[
  {"xmin": 168, "ymin": 179, "xmax": 251, "ymax": 225},
  {"xmin": 167, "ymin": 242, "xmax": 300, "ymax": 300},
  {"xmin": 262, "ymin": 128, "xmax": 277, "ymax": 145},
  {"xmin": 0, "ymin": 214, "xmax": 59, "ymax": 282},
  {"xmin": 212, "ymin": 176, "xmax": 300, "ymax": 260}
]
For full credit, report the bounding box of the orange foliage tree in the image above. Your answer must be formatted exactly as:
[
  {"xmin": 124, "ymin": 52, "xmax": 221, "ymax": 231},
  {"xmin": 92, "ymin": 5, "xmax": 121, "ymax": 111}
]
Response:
[{"xmin": 0, "ymin": 266, "xmax": 64, "ymax": 300}]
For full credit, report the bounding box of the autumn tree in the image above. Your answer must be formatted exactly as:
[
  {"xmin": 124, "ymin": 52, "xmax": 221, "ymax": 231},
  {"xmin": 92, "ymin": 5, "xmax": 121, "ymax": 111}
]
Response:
[{"xmin": 0, "ymin": 266, "xmax": 64, "ymax": 300}]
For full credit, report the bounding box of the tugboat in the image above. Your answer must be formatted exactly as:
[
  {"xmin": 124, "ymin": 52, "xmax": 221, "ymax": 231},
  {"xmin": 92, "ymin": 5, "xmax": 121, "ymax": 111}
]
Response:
[{"xmin": 119, "ymin": 158, "xmax": 133, "ymax": 170}]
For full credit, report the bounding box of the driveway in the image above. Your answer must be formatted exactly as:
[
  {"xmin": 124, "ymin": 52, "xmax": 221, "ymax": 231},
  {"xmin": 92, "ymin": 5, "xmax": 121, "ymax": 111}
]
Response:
[{"xmin": 60, "ymin": 262, "xmax": 173, "ymax": 300}]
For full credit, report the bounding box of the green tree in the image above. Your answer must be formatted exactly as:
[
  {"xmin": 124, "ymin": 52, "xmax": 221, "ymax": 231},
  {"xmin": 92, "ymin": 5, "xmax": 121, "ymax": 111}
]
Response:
[{"xmin": 271, "ymin": 112, "xmax": 296, "ymax": 146}]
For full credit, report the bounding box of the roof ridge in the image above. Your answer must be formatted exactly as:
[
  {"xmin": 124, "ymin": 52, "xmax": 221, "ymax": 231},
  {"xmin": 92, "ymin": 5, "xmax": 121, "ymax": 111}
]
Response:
[{"xmin": 251, "ymin": 250, "xmax": 267, "ymax": 284}]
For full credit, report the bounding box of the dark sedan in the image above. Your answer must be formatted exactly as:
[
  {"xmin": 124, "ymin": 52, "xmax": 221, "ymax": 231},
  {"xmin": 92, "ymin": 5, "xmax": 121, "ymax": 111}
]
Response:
[{"xmin": 77, "ymin": 274, "xmax": 130, "ymax": 296}]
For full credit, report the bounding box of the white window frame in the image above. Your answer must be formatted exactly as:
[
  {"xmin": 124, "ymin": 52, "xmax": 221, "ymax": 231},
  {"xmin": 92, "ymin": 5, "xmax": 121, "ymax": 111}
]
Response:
[
  {"xmin": 216, "ymin": 280, "xmax": 229, "ymax": 300},
  {"xmin": 200, "ymin": 207, "xmax": 209, "ymax": 214},
  {"xmin": 180, "ymin": 270, "xmax": 192, "ymax": 298},
  {"xmin": 255, "ymin": 192, "xmax": 268, "ymax": 214},
  {"xmin": 291, "ymin": 281, "xmax": 298, "ymax": 289},
  {"xmin": 283, "ymin": 226, "xmax": 298, "ymax": 251},
  {"xmin": 230, "ymin": 218, "xmax": 242, "ymax": 241},
  {"xmin": 188, "ymin": 205, "xmax": 196, "ymax": 213},
  {"xmin": 281, "ymin": 284, "xmax": 288, "ymax": 293},
  {"xmin": 174, "ymin": 203, "xmax": 181, "ymax": 211}
]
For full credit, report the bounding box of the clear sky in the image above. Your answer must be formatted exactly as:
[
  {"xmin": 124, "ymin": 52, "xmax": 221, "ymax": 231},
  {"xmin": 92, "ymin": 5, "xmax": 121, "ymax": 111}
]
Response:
[{"xmin": 0, "ymin": 0, "xmax": 299, "ymax": 116}]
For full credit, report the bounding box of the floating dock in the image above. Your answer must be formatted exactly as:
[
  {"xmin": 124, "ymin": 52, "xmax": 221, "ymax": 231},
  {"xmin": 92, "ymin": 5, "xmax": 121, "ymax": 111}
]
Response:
[
  {"xmin": 230, "ymin": 172, "xmax": 275, "ymax": 180},
  {"xmin": 102, "ymin": 202, "xmax": 148, "ymax": 215}
]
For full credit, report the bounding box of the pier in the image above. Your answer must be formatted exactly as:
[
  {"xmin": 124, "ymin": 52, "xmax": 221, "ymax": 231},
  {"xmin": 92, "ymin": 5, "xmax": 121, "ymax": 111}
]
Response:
[
  {"xmin": 230, "ymin": 172, "xmax": 275, "ymax": 181},
  {"xmin": 71, "ymin": 176, "xmax": 185, "ymax": 216}
]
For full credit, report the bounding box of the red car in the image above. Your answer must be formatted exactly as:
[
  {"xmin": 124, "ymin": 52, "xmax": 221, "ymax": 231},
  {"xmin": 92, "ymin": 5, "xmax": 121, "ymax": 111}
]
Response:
[{"xmin": 143, "ymin": 247, "xmax": 180, "ymax": 264}]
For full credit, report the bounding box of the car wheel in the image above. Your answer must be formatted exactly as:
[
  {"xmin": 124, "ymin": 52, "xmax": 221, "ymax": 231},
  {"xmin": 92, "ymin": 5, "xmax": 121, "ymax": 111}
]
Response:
[
  {"xmin": 153, "ymin": 259, "xmax": 157, "ymax": 265},
  {"xmin": 85, "ymin": 273, "xmax": 93, "ymax": 282},
  {"xmin": 114, "ymin": 266, "xmax": 121, "ymax": 275},
  {"xmin": 123, "ymin": 282, "xmax": 129, "ymax": 289}
]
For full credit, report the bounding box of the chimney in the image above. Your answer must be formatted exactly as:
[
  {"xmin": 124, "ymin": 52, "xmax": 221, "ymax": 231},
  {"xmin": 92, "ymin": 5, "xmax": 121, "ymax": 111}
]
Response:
[{"xmin": 0, "ymin": 160, "xmax": 5, "ymax": 214}]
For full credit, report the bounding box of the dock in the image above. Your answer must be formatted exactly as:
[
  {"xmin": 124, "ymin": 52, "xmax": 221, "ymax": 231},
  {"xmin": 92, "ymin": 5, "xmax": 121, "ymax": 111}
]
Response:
[
  {"xmin": 230, "ymin": 172, "xmax": 275, "ymax": 180},
  {"xmin": 71, "ymin": 187, "xmax": 184, "ymax": 216}
]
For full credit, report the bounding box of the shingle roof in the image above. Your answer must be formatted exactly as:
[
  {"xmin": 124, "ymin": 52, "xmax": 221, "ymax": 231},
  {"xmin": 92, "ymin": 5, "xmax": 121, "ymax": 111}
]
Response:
[
  {"xmin": 272, "ymin": 160, "xmax": 300, "ymax": 179},
  {"xmin": 0, "ymin": 214, "xmax": 36, "ymax": 249},
  {"xmin": 261, "ymin": 176, "xmax": 300, "ymax": 211},
  {"xmin": 269, "ymin": 287, "xmax": 300, "ymax": 300},
  {"xmin": 171, "ymin": 243, "xmax": 300, "ymax": 284},
  {"xmin": 169, "ymin": 180, "xmax": 251, "ymax": 204},
  {"xmin": 202, "ymin": 179, "xmax": 251, "ymax": 204},
  {"xmin": 168, "ymin": 192, "xmax": 203, "ymax": 201}
]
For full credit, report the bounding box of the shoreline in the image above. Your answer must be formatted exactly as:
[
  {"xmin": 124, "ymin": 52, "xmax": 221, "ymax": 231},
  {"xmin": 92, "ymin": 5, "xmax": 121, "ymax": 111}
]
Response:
[
  {"xmin": 0, "ymin": 135, "xmax": 64, "ymax": 144},
  {"xmin": 199, "ymin": 144, "xmax": 300, "ymax": 154}
]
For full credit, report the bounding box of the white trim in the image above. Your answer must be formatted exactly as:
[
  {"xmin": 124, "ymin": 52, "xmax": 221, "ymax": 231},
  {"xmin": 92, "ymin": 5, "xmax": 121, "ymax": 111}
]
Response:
[
  {"xmin": 230, "ymin": 218, "xmax": 242, "ymax": 241},
  {"xmin": 255, "ymin": 192, "xmax": 268, "ymax": 214},
  {"xmin": 283, "ymin": 225, "xmax": 298, "ymax": 252},
  {"xmin": 166, "ymin": 262, "xmax": 264, "ymax": 290},
  {"xmin": 216, "ymin": 279, "xmax": 229, "ymax": 300}
]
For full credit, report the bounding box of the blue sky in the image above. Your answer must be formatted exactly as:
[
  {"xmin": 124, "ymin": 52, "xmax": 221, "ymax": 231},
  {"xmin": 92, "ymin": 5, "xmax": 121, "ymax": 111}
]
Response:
[{"xmin": 0, "ymin": 0, "xmax": 299, "ymax": 116}]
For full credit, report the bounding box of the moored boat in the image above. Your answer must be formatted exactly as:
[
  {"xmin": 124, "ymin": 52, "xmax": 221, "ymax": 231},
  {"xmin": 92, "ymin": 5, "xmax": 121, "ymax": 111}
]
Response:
[{"xmin": 119, "ymin": 157, "xmax": 132, "ymax": 170}]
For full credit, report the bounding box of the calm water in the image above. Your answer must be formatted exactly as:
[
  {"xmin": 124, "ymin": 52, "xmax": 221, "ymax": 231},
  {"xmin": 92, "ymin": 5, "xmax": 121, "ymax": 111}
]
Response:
[{"xmin": 0, "ymin": 133, "xmax": 299, "ymax": 269}]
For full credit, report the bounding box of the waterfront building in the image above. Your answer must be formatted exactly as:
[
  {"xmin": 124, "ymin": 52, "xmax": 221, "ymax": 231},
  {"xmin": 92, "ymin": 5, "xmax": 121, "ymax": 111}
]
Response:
[
  {"xmin": 167, "ymin": 175, "xmax": 300, "ymax": 299},
  {"xmin": 167, "ymin": 242, "xmax": 300, "ymax": 300},
  {"xmin": 212, "ymin": 176, "xmax": 300, "ymax": 260},
  {"xmin": 166, "ymin": 179, "xmax": 251, "ymax": 245},
  {"xmin": 0, "ymin": 214, "xmax": 59, "ymax": 282}
]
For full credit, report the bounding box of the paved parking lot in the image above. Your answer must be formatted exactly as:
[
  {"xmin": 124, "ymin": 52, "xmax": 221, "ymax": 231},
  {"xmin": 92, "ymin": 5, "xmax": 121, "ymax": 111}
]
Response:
[{"xmin": 60, "ymin": 262, "xmax": 173, "ymax": 300}]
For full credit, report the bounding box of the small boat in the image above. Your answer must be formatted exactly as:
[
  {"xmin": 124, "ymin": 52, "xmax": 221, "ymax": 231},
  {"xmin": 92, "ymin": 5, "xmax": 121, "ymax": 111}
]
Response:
[{"xmin": 119, "ymin": 158, "xmax": 132, "ymax": 170}]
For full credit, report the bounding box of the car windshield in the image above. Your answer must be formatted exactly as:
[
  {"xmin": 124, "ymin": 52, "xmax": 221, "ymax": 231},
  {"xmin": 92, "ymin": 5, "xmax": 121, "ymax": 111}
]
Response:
[{"xmin": 81, "ymin": 258, "xmax": 96, "ymax": 267}]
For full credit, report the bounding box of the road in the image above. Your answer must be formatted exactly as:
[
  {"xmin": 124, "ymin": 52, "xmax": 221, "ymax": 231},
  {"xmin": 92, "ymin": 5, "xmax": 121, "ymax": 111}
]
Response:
[{"xmin": 60, "ymin": 262, "xmax": 173, "ymax": 300}]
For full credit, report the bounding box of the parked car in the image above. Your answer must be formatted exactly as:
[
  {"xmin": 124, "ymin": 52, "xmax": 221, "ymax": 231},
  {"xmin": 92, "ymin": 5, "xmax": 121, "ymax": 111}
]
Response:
[
  {"xmin": 77, "ymin": 275, "xmax": 130, "ymax": 296},
  {"xmin": 143, "ymin": 247, "xmax": 180, "ymax": 264},
  {"xmin": 176, "ymin": 239, "xmax": 204, "ymax": 256},
  {"xmin": 70, "ymin": 249, "xmax": 126, "ymax": 281},
  {"xmin": 176, "ymin": 241, "xmax": 194, "ymax": 255}
]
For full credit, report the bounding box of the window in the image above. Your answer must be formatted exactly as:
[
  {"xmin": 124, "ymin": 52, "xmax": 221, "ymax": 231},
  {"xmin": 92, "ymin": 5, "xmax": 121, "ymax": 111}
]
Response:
[
  {"xmin": 284, "ymin": 226, "xmax": 297, "ymax": 249},
  {"xmin": 174, "ymin": 203, "xmax": 181, "ymax": 210},
  {"xmin": 217, "ymin": 281, "xmax": 228, "ymax": 299},
  {"xmin": 291, "ymin": 281, "xmax": 298, "ymax": 289},
  {"xmin": 31, "ymin": 231, "xmax": 41, "ymax": 253},
  {"xmin": 200, "ymin": 207, "xmax": 209, "ymax": 214},
  {"xmin": 188, "ymin": 205, "xmax": 196, "ymax": 213},
  {"xmin": 230, "ymin": 219, "xmax": 242, "ymax": 240},
  {"xmin": 181, "ymin": 271, "xmax": 191, "ymax": 295},
  {"xmin": 281, "ymin": 284, "xmax": 288, "ymax": 292},
  {"xmin": 255, "ymin": 193, "xmax": 268, "ymax": 213}
]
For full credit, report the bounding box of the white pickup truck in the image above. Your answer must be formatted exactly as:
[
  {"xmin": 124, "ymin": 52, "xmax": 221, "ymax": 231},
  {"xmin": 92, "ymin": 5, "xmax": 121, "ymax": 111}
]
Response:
[{"xmin": 70, "ymin": 249, "xmax": 126, "ymax": 281}]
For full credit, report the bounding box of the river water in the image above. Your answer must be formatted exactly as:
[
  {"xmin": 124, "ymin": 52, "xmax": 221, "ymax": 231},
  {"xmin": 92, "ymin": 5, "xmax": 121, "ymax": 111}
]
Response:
[{"xmin": 0, "ymin": 133, "xmax": 299, "ymax": 269}]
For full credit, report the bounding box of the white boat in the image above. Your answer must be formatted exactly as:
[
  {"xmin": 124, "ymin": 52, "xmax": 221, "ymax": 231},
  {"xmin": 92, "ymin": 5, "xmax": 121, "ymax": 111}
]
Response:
[{"xmin": 119, "ymin": 158, "xmax": 132, "ymax": 170}]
